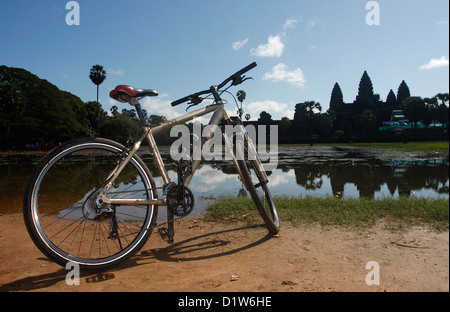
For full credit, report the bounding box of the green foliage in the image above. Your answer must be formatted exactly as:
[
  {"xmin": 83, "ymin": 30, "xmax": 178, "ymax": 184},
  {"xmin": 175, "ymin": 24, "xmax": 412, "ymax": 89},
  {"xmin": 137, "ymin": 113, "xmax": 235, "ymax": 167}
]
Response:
[
  {"xmin": 89, "ymin": 65, "xmax": 106, "ymax": 86},
  {"xmin": 236, "ymin": 90, "xmax": 246, "ymax": 103},
  {"xmin": 258, "ymin": 111, "xmax": 273, "ymax": 123},
  {"xmin": 0, "ymin": 65, "xmax": 181, "ymax": 150},
  {"xmin": 0, "ymin": 66, "xmax": 91, "ymax": 149},
  {"xmin": 291, "ymin": 101, "xmax": 334, "ymax": 139},
  {"xmin": 99, "ymin": 113, "xmax": 139, "ymax": 145},
  {"xmin": 401, "ymin": 96, "xmax": 426, "ymax": 127},
  {"xmin": 436, "ymin": 103, "xmax": 449, "ymax": 124},
  {"xmin": 89, "ymin": 65, "xmax": 107, "ymax": 105}
]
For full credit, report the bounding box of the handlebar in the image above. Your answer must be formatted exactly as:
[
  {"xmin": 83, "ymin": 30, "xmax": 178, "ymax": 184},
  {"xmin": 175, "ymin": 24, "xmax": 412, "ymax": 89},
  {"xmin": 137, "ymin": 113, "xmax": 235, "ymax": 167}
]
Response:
[{"xmin": 171, "ymin": 62, "xmax": 257, "ymax": 107}]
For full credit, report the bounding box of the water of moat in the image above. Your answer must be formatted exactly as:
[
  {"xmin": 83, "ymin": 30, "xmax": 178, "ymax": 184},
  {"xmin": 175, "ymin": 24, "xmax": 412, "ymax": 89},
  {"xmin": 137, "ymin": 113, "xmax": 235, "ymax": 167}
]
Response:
[{"xmin": 1, "ymin": 145, "xmax": 448, "ymax": 216}]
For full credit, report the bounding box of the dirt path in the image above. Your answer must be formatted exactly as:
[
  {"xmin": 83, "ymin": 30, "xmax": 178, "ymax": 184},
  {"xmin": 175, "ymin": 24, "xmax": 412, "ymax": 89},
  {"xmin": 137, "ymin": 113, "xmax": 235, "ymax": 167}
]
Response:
[{"xmin": 0, "ymin": 213, "xmax": 448, "ymax": 292}]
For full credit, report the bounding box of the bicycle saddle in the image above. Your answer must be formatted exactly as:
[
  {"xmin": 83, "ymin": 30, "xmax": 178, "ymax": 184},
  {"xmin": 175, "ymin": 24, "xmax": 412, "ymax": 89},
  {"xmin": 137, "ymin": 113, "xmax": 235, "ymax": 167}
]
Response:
[{"xmin": 110, "ymin": 85, "xmax": 158, "ymax": 103}]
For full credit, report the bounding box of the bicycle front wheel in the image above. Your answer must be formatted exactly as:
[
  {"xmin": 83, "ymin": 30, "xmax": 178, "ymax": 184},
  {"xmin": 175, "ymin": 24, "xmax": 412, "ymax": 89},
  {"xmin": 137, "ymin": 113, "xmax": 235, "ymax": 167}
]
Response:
[{"xmin": 23, "ymin": 138, "xmax": 158, "ymax": 270}]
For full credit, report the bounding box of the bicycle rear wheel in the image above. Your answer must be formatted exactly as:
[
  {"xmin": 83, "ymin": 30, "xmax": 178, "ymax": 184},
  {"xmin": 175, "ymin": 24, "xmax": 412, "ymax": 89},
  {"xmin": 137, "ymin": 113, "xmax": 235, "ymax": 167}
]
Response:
[
  {"xmin": 23, "ymin": 138, "xmax": 158, "ymax": 270},
  {"xmin": 236, "ymin": 138, "xmax": 280, "ymax": 234}
]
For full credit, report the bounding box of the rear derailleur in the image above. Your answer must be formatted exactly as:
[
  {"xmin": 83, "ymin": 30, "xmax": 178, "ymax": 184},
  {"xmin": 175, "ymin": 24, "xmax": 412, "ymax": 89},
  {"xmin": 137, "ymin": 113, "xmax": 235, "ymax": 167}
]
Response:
[{"xmin": 159, "ymin": 158, "xmax": 195, "ymax": 243}]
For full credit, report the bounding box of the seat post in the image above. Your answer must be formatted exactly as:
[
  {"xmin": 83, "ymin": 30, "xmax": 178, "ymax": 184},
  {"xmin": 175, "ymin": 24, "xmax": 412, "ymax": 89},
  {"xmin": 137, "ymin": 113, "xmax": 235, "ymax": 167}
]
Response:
[{"xmin": 134, "ymin": 103, "xmax": 148, "ymax": 127}]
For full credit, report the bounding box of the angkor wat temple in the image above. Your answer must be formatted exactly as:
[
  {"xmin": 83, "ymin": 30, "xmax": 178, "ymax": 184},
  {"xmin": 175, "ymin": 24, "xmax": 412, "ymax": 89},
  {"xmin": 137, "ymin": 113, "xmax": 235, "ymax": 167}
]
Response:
[{"xmin": 329, "ymin": 71, "xmax": 410, "ymax": 134}]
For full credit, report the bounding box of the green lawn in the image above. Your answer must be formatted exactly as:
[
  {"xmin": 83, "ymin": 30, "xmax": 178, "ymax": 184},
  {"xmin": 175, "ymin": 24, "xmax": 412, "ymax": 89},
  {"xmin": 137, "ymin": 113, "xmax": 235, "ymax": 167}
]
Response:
[
  {"xmin": 205, "ymin": 196, "xmax": 449, "ymax": 232},
  {"xmin": 278, "ymin": 141, "xmax": 449, "ymax": 154}
]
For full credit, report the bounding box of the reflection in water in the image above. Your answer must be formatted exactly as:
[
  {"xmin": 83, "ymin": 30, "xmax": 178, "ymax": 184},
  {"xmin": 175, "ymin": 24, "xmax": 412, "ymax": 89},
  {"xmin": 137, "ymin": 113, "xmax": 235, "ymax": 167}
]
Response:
[
  {"xmin": 1, "ymin": 147, "xmax": 448, "ymax": 215},
  {"xmin": 182, "ymin": 161, "xmax": 449, "ymax": 201},
  {"xmin": 293, "ymin": 163, "xmax": 449, "ymax": 199}
]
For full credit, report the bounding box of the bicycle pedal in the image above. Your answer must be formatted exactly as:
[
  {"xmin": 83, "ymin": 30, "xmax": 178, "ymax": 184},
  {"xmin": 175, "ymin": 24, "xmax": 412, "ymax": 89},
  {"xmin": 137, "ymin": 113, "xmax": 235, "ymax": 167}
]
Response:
[{"xmin": 158, "ymin": 227, "xmax": 174, "ymax": 244}]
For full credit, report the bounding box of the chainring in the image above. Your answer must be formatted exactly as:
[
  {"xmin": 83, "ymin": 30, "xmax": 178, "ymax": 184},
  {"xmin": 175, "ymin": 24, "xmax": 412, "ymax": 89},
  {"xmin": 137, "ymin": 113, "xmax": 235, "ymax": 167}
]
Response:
[{"xmin": 166, "ymin": 185, "xmax": 195, "ymax": 217}]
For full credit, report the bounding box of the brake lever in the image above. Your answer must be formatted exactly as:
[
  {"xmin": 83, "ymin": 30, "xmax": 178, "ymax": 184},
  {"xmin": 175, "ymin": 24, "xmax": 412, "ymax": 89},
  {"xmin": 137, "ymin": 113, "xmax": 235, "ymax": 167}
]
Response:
[
  {"xmin": 231, "ymin": 74, "xmax": 243, "ymax": 86},
  {"xmin": 232, "ymin": 75, "xmax": 253, "ymax": 86},
  {"xmin": 186, "ymin": 96, "xmax": 203, "ymax": 111}
]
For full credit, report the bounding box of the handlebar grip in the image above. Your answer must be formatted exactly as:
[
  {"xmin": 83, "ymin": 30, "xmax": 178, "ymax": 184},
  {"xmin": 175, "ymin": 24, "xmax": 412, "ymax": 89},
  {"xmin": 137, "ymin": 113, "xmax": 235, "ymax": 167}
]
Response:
[
  {"xmin": 219, "ymin": 62, "xmax": 257, "ymax": 88},
  {"xmin": 171, "ymin": 96, "xmax": 190, "ymax": 107},
  {"xmin": 236, "ymin": 62, "xmax": 257, "ymax": 76}
]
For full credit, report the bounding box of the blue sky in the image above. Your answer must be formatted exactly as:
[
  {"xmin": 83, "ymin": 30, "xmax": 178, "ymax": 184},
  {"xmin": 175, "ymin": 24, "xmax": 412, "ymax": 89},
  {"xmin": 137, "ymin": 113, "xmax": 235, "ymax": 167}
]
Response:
[{"xmin": 1, "ymin": 0, "xmax": 448, "ymax": 121}]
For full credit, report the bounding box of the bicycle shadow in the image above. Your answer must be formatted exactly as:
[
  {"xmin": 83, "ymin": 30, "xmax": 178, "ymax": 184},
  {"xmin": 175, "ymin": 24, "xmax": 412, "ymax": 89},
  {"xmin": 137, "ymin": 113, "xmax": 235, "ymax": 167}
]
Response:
[
  {"xmin": 0, "ymin": 258, "xmax": 116, "ymax": 292},
  {"xmin": 0, "ymin": 224, "xmax": 272, "ymax": 291},
  {"xmin": 136, "ymin": 224, "xmax": 273, "ymax": 263}
]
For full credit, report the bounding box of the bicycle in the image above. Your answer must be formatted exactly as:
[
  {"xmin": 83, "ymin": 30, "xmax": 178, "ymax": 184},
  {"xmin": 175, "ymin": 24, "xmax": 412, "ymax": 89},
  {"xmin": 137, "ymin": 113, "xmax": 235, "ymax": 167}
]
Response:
[{"xmin": 23, "ymin": 62, "xmax": 280, "ymax": 270}]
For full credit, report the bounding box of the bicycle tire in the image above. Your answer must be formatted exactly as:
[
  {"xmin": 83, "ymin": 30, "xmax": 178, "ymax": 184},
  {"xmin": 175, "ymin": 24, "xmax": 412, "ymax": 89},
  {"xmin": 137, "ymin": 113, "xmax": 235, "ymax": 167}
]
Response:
[
  {"xmin": 236, "ymin": 140, "xmax": 280, "ymax": 234},
  {"xmin": 23, "ymin": 137, "xmax": 158, "ymax": 270}
]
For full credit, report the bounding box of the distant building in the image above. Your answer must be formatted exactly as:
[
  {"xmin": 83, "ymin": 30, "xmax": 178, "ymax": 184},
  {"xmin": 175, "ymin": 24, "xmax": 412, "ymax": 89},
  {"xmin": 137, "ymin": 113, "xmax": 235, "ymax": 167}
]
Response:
[
  {"xmin": 329, "ymin": 71, "xmax": 410, "ymax": 135},
  {"xmin": 391, "ymin": 110, "xmax": 407, "ymax": 122}
]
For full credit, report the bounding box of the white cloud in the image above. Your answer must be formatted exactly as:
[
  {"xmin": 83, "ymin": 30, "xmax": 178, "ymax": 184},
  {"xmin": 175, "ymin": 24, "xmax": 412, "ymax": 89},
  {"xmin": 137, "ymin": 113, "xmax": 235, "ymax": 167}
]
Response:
[
  {"xmin": 263, "ymin": 63, "xmax": 307, "ymax": 88},
  {"xmin": 419, "ymin": 56, "xmax": 449, "ymax": 70},
  {"xmin": 248, "ymin": 16, "xmax": 305, "ymax": 58},
  {"xmin": 436, "ymin": 20, "xmax": 449, "ymax": 25},
  {"xmin": 285, "ymin": 109, "xmax": 295, "ymax": 119},
  {"xmin": 108, "ymin": 68, "xmax": 124, "ymax": 76},
  {"xmin": 141, "ymin": 93, "xmax": 180, "ymax": 120},
  {"xmin": 266, "ymin": 172, "xmax": 289, "ymax": 187},
  {"xmin": 307, "ymin": 19, "xmax": 316, "ymax": 29},
  {"xmin": 246, "ymin": 100, "xmax": 289, "ymax": 120},
  {"xmin": 189, "ymin": 166, "xmax": 235, "ymax": 193},
  {"xmin": 232, "ymin": 38, "xmax": 249, "ymax": 51},
  {"xmin": 108, "ymin": 98, "xmax": 117, "ymax": 106},
  {"xmin": 250, "ymin": 35, "xmax": 284, "ymax": 58},
  {"xmin": 283, "ymin": 17, "xmax": 300, "ymax": 30}
]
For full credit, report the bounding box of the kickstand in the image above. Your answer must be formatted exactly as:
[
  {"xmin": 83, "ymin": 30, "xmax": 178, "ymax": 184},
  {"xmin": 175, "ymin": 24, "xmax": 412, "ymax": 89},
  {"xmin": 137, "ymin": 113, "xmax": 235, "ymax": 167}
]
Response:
[{"xmin": 158, "ymin": 210, "xmax": 175, "ymax": 244}]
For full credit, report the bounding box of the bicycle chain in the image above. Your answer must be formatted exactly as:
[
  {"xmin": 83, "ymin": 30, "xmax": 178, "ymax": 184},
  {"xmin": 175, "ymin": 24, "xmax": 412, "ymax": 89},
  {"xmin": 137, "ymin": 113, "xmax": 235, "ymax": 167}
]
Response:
[{"xmin": 105, "ymin": 187, "xmax": 192, "ymax": 231}]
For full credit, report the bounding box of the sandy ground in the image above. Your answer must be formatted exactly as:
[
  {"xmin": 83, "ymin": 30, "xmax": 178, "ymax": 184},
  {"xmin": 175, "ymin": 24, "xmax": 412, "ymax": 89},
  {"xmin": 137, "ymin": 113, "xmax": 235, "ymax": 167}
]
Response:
[{"xmin": 0, "ymin": 213, "xmax": 448, "ymax": 292}]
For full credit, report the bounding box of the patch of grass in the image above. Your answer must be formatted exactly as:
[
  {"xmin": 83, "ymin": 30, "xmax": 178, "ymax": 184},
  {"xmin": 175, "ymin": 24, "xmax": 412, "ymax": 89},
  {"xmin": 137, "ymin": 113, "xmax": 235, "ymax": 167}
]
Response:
[
  {"xmin": 205, "ymin": 196, "xmax": 449, "ymax": 232},
  {"xmin": 330, "ymin": 141, "xmax": 449, "ymax": 154}
]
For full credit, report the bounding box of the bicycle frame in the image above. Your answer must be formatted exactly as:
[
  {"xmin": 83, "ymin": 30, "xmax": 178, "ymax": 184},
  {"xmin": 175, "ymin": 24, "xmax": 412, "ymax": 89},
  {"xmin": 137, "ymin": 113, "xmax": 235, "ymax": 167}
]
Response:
[{"xmin": 98, "ymin": 102, "xmax": 249, "ymax": 207}]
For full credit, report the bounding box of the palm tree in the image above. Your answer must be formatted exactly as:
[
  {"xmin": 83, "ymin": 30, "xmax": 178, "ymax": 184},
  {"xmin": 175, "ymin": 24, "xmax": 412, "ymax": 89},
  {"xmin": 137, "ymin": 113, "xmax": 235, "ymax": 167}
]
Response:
[
  {"xmin": 304, "ymin": 101, "xmax": 321, "ymax": 146},
  {"xmin": 236, "ymin": 90, "xmax": 246, "ymax": 119},
  {"xmin": 89, "ymin": 65, "xmax": 107, "ymax": 105},
  {"xmin": 110, "ymin": 105, "xmax": 119, "ymax": 117}
]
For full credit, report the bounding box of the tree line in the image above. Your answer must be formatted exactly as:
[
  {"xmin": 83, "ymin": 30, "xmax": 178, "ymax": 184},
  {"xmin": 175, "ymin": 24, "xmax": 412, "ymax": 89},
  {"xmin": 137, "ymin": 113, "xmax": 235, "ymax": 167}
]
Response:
[
  {"xmin": 1, "ymin": 65, "xmax": 448, "ymax": 150},
  {"xmin": 0, "ymin": 65, "xmax": 171, "ymax": 150},
  {"xmin": 253, "ymin": 94, "xmax": 449, "ymax": 144}
]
